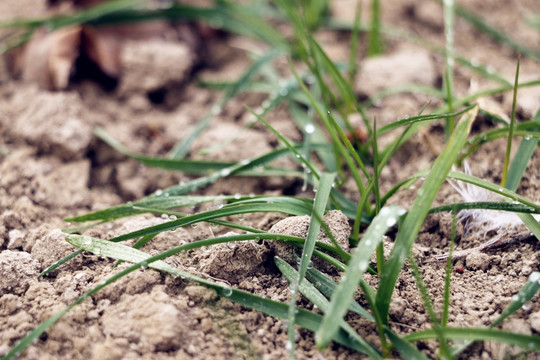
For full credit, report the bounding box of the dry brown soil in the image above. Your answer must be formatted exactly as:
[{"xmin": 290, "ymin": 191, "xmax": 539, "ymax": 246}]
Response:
[{"xmin": 1, "ymin": 1, "xmax": 540, "ymax": 359}]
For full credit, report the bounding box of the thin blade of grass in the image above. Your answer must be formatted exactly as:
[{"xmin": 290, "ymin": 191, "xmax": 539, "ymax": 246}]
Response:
[
  {"xmin": 306, "ymin": 35, "xmax": 367, "ymax": 122},
  {"xmin": 275, "ymin": 257, "xmax": 382, "ymax": 359},
  {"xmin": 287, "ymin": 172, "xmax": 335, "ymax": 358},
  {"xmin": 367, "ymin": 0, "xmax": 383, "ymax": 56},
  {"xmin": 517, "ymin": 213, "xmax": 540, "ymax": 241},
  {"xmin": 447, "ymin": 171, "xmax": 540, "ymax": 212},
  {"xmin": 505, "ymin": 109, "xmax": 540, "ymax": 192},
  {"xmin": 107, "ymin": 202, "xmax": 312, "ymax": 243},
  {"xmin": 304, "ymin": 267, "xmax": 374, "ymax": 321},
  {"xmin": 443, "ymin": 0, "xmax": 456, "ymax": 136},
  {"xmin": 406, "ymin": 327, "xmax": 540, "ymax": 352},
  {"xmin": 287, "ymin": 100, "xmax": 336, "ymax": 172},
  {"xmin": 167, "ymin": 49, "xmax": 281, "ymax": 158},
  {"xmin": 442, "ymin": 208, "xmax": 458, "ymax": 328},
  {"xmin": 429, "ymin": 201, "xmax": 540, "ymax": 215},
  {"xmin": 377, "ymin": 105, "xmax": 475, "ymax": 136},
  {"xmin": 407, "ymin": 253, "xmax": 451, "ymax": 357},
  {"xmin": 501, "ymin": 57, "xmax": 520, "ymax": 188},
  {"xmin": 384, "ymin": 328, "xmax": 430, "ymax": 360},
  {"xmin": 66, "ymin": 195, "xmax": 231, "ymax": 222},
  {"xmin": 316, "ymin": 205, "xmax": 407, "ymax": 349},
  {"xmin": 375, "ymin": 105, "xmax": 477, "ymax": 325}
]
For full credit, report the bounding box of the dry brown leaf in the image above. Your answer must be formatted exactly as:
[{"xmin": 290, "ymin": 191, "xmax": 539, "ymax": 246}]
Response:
[
  {"xmin": 9, "ymin": 0, "xmax": 195, "ymax": 90},
  {"xmin": 22, "ymin": 26, "xmax": 82, "ymax": 90}
]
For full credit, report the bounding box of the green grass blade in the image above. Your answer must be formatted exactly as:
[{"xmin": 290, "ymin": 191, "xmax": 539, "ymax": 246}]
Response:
[
  {"xmin": 377, "ymin": 105, "xmax": 475, "ymax": 136},
  {"xmin": 375, "ymin": 105, "xmax": 476, "ymax": 325},
  {"xmin": 406, "ymin": 327, "xmax": 540, "ymax": 352},
  {"xmin": 447, "ymin": 171, "xmax": 540, "ymax": 212},
  {"xmin": 501, "ymin": 57, "xmax": 520, "ymax": 188},
  {"xmin": 108, "ymin": 202, "xmax": 311, "ymax": 242},
  {"xmin": 275, "ymin": 257, "xmax": 382, "ymax": 359},
  {"xmin": 66, "ymin": 195, "xmax": 232, "ymax": 222},
  {"xmin": 367, "ymin": 0, "xmax": 383, "ymax": 56},
  {"xmin": 505, "ymin": 109, "xmax": 540, "ymax": 192},
  {"xmin": 287, "ymin": 100, "xmax": 336, "ymax": 172},
  {"xmin": 385, "ymin": 328, "xmax": 429, "ymax": 360},
  {"xmin": 167, "ymin": 49, "xmax": 281, "ymax": 158},
  {"xmin": 306, "ymin": 35, "xmax": 367, "ymax": 120},
  {"xmin": 37, "ymin": 249, "xmax": 84, "ymax": 278},
  {"xmin": 407, "ymin": 253, "xmax": 451, "ymax": 357},
  {"xmin": 304, "ymin": 267, "xmax": 374, "ymax": 321},
  {"xmin": 442, "ymin": 0, "xmax": 456, "ymax": 136},
  {"xmin": 316, "ymin": 205, "xmax": 407, "ymax": 349},
  {"xmin": 429, "ymin": 201, "xmax": 540, "ymax": 215},
  {"xmin": 442, "ymin": 209, "xmax": 458, "ymax": 328},
  {"xmin": 288, "ymin": 172, "xmax": 335, "ymax": 358},
  {"xmin": 517, "ymin": 213, "xmax": 540, "ymax": 240}
]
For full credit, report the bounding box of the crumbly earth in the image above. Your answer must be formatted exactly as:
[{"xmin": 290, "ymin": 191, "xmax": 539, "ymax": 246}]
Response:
[{"xmin": 1, "ymin": 0, "xmax": 540, "ymax": 359}]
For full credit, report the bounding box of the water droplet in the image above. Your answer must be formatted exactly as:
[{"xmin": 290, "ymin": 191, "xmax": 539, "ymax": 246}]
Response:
[
  {"xmin": 364, "ymin": 239, "xmax": 372, "ymax": 246},
  {"xmin": 222, "ymin": 286, "xmax": 233, "ymax": 297},
  {"xmin": 240, "ymin": 159, "xmax": 250, "ymax": 166},
  {"xmin": 524, "ymin": 135, "xmax": 532, "ymax": 141},
  {"xmin": 397, "ymin": 208, "xmax": 407, "ymax": 216},
  {"xmin": 289, "ymin": 282, "xmax": 297, "ymax": 294},
  {"xmin": 279, "ymin": 88, "xmax": 289, "ymax": 96},
  {"xmin": 234, "ymin": 193, "xmax": 241, "ymax": 200},
  {"xmin": 304, "ymin": 123, "xmax": 315, "ymax": 134},
  {"xmin": 528, "ymin": 272, "xmax": 540, "ymax": 283},
  {"xmin": 169, "ymin": 215, "xmax": 177, "ymax": 221},
  {"xmin": 285, "ymin": 341, "xmax": 293, "ymax": 351},
  {"xmin": 512, "ymin": 295, "xmax": 520, "ymax": 302},
  {"xmin": 155, "ymin": 189, "xmax": 163, "ymax": 196},
  {"xmin": 191, "ymin": 223, "xmax": 198, "ymax": 228},
  {"xmin": 140, "ymin": 261, "xmax": 148, "ymax": 270},
  {"xmin": 210, "ymin": 105, "xmax": 221, "ymax": 115},
  {"xmin": 220, "ymin": 168, "xmax": 231, "ymax": 177},
  {"xmin": 403, "ymin": 115, "xmax": 409, "ymax": 119},
  {"xmin": 522, "ymin": 303, "xmax": 531, "ymax": 311},
  {"xmin": 94, "ymin": 248, "xmax": 101, "ymax": 255},
  {"xmin": 386, "ymin": 217, "xmax": 397, "ymax": 227},
  {"xmin": 295, "ymin": 154, "xmax": 301, "ymax": 158},
  {"xmin": 161, "ymin": 214, "xmax": 168, "ymax": 219},
  {"xmin": 357, "ymin": 261, "xmax": 368, "ymax": 272},
  {"xmin": 380, "ymin": 208, "xmax": 391, "ymax": 216},
  {"xmin": 202, "ymin": 246, "xmax": 212, "ymax": 253}
]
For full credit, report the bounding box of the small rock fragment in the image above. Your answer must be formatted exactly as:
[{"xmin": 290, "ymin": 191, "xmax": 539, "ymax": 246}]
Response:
[
  {"xmin": 268, "ymin": 210, "xmax": 351, "ymax": 270},
  {"xmin": 0, "ymin": 250, "xmax": 40, "ymax": 295}
]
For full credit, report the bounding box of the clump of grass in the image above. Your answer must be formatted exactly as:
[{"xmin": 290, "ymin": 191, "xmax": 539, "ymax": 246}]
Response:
[{"xmin": 2, "ymin": 1, "xmax": 540, "ymax": 360}]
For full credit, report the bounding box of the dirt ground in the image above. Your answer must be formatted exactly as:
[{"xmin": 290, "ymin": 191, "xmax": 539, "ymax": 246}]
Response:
[{"xmin": 1, "ymin": 0, "xmax": 539, "ymax": 359}]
